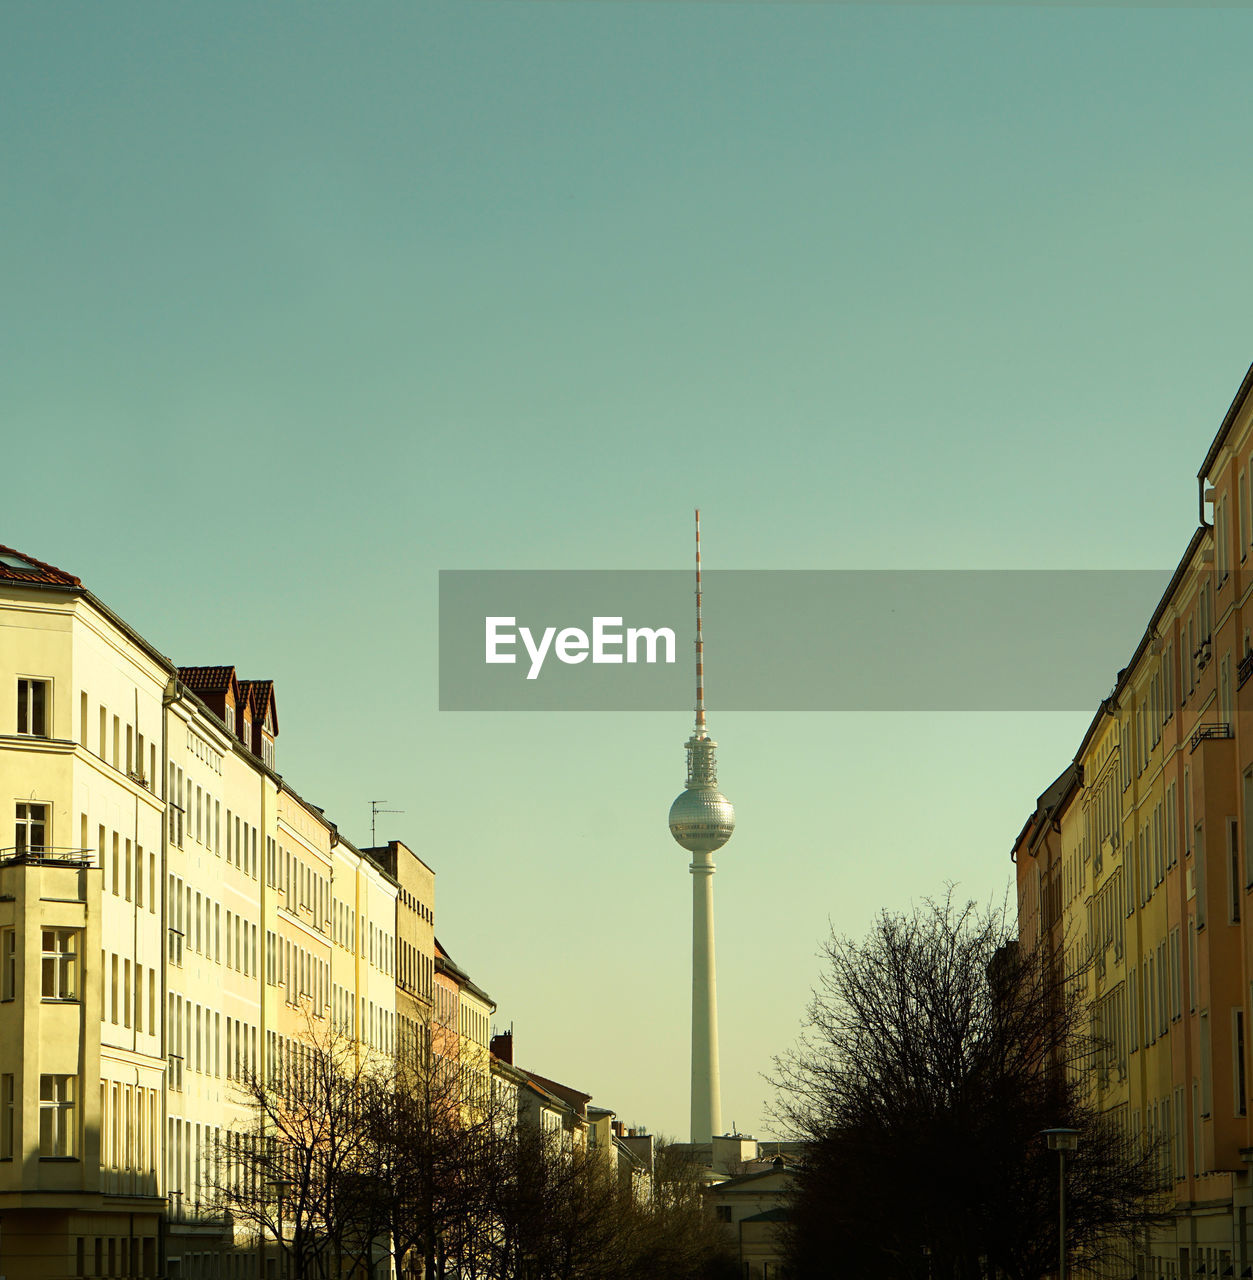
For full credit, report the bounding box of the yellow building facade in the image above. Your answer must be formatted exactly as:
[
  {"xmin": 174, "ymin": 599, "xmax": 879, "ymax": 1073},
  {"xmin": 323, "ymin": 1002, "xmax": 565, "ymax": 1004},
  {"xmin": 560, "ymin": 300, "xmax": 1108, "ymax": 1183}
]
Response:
[{"xmin": 0, "ymin": 549, "xmax": 440, "ymax": 1279}]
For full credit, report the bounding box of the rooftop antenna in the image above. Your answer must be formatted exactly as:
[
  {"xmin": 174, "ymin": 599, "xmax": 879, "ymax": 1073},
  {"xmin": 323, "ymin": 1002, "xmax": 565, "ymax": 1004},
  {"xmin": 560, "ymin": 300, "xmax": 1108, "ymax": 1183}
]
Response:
[{"xmin": 370, "ymin": 800, "xmax": 403, "ymax": 847}]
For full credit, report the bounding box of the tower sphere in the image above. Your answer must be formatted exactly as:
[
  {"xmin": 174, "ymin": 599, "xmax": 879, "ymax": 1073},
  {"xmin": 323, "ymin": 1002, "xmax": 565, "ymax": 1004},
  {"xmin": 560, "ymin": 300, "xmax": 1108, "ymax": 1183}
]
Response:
[{"xmin": 669, "ymin": 788, "xmax": 735, "ymax": 853}]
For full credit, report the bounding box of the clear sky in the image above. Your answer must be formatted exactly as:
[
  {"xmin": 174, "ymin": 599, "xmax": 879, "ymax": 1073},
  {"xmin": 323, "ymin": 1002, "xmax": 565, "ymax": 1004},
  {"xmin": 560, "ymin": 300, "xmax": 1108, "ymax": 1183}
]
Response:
[{"xmin": 6, "ymin": 0, "xmax": 1253, "ymax": 1140}]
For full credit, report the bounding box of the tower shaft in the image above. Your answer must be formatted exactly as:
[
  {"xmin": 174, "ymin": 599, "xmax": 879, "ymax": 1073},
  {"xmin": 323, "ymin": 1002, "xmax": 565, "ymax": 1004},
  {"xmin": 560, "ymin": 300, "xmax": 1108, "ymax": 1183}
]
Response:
[{"xmin": 690, "ymin": 850, "xmax": 721, "ymax": 1144}]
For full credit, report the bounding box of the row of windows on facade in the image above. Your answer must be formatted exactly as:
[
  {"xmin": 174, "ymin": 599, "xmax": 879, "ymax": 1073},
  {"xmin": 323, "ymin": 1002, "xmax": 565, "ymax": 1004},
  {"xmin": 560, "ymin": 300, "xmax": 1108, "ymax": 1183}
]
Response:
[
  {"xmin": 1086, "ymin": 790, "xmax": 1181, "ymax": 959},
  {"xmin": 1078, "ymin": 749, "xmax": 1244, "ymax": 907},
  {"xmin": 1104, "ymin": 1070, "xmax": 1237, "ymax": 1186},
  {"xmin": 84, "ymin": 689, "xmax": 159, "ymax": 789},
  {"xmin": 1092, "ymin": 961, "xmax": 1253, "ymax": 1151},
  {"xmin": 0, "ymin": 1073, "xmax": 75, "ymax": 1158},
  {"xmin": 330, "ymin": 896, "xmax": 397, "ymax": 975},
  {"xmin": 399, "ymin": 935, "xmax": 435, "ymax": 1000},
  {"xmin": 267, "ymin": 838, "xmax": 332, "ymax": 936},
  {"xmin": 1080, "ymin": 781, "xmax": 1253, "ymax": 967},
  {"xmin": 167, "ymin": 873, "xmax": 259, "ymax": 976},
  {"xmin": 264, "ymin": 928, "xmax": 330, "ymax": 1015},
  {"xmin": 460, "ymin": 1002, "xmax": 490, "ymax": 1050},
  {"xmin": 1069, "ymin": 599, "xmax": 1238, "ymax": 859},
  {"xmin": 16, "ymin": 801, "xmax": 402, "ymax": 991},
  {"xmin": 18, "ymin": 697, "xmax": 410, "ymax": 967},
  {"xmin": 14, "ymin": 819, "xmax": 421, "ymax": 1048},
  {"xmin": 168, "ymin": 766, "xmax": 257, "ymax": 881},
  {"xmin": 100, "ymin": 1078, "xmax": 159, "ymax": 1185},
  {"xmin": 166, "ymin": 993, "xmax": 259, "ymax": 1093},
  {"xmin": 0, "ymin": 927, "xmax": 78, "ymax": 1001},
  {"xmin": 73, "ymin": 1233, "xmax": 159, "ymax": 1280},
  {"xmin": 329, "ymin": 983, "xmax": 396, "ymax": 1053},
  {"xmin": 14, "ymin": 682, "xmax": 152, "ymax": 792},
  {"xmin": 1210, "ymin": 454, "xmax": 1253, "ymax": 581},
  {"xmin": 399, "ymin": 884, "xmax": 434, "ymax": 924}
]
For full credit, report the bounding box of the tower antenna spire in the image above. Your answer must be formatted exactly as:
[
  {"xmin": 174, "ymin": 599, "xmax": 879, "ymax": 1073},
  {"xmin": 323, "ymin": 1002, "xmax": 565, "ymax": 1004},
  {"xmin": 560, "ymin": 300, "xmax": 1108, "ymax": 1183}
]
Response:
[{"xmin": 695, "ymin": 507, "xmax": 706, "ymax": 736}]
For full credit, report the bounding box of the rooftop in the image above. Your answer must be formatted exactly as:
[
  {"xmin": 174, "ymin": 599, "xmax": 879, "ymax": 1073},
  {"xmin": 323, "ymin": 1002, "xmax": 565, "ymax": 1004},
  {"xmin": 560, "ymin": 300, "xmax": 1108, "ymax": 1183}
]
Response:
[{"xmin": 0, "ymin": 546, "xmax": 80, "ymax": 587}]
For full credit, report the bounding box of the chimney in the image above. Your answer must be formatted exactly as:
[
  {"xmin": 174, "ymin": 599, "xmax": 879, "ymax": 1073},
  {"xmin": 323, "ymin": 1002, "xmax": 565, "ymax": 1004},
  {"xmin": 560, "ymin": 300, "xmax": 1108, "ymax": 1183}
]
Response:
[
  {"xmin": 490, "ymin": 1031, "xmax": 514, "ymax": 1064},
  {"xmin": 611, "ymin": 1121, "xmax": 625, "ymax": 1138}
]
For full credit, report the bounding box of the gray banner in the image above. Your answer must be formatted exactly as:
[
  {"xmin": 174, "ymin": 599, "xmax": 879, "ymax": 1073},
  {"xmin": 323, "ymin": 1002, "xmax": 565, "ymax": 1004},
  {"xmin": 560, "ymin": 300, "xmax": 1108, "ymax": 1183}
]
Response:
[{"xmin": 439, "ymin": 569, "xmax": 1182, "ymax": 711}]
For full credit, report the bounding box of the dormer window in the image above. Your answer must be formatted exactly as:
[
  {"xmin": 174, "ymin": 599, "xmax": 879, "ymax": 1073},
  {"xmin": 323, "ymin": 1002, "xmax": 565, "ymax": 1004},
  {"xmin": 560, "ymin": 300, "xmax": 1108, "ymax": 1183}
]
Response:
[
  {"xmin": 242, "ymin": 719, "xmax": 252, "ymax": 750},
  {"xmin": 226, "ymin": 706, "xmax": 235, "ymax": 733},
  {"xmin": 262, "ymin": 737, "xmax": 274, "ymax": 769}
]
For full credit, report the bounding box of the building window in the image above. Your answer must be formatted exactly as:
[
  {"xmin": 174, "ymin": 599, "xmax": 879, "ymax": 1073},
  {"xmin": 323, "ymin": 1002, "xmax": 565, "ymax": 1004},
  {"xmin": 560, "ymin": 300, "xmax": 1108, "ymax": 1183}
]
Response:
[
  {"xmin": 0, "ymin": 930, "xmax": 14, "ymax": 1002},
  {"xmin": 38, "ymin": 1075, "xmax": 75, "ymax": 1158},
  {"xmin": 0, "ymin": 1074, "xmax": 13, "ymax": 1159},
  {"xmin": 1234, "ymin": 1009, "xmax": 1247, "ymax": 1117},
  {"xmin": 15, "ymin": 803, "xmax": 48, "ymax": 854},
  {"xmin": 1201, "ymin": 1012, "xmax": 1213, "ymax": 1117},
  {"xmin": 16, "ymin": 679, "xmax": 48, "ymax": 736},
  {"xmin": 41, "ymin": 930, "xmax": 78, "ymax": 1001},
  {"xmin": 1230, "ymin": 819, "xmax": 1243, "ymax": 924}
]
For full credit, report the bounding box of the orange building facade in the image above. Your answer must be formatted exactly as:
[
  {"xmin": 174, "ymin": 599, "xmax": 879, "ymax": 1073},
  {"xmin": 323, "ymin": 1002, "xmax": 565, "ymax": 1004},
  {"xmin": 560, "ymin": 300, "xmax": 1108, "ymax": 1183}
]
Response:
[{"xmin": 1015, "ymin": 361, "xmax": 1253, "ymax": 1278}]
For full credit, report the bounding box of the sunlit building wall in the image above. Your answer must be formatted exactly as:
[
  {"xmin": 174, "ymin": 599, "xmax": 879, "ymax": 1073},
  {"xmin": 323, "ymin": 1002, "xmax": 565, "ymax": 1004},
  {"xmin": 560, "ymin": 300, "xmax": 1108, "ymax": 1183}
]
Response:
[{"xmin": 1015, "ymin": 358, "xmax": 1253, "ymax": 1279}]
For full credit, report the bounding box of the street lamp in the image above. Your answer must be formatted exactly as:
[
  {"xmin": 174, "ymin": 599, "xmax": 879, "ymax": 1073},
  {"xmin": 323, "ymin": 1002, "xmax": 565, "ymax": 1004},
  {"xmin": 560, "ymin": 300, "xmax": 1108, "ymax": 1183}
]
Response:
[
  {"xmin": 1042, "ymin": 1128, "xmax": 1080, "ymax": 1280},
  {"xmin": 266, "ymin": 1178, "xmax": 293, "ymax": 1280}
]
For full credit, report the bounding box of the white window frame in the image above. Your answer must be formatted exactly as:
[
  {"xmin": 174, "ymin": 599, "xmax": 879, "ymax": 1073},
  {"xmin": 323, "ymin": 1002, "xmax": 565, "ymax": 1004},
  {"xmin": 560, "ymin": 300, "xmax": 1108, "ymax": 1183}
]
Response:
[
  {"xmin": 38, "ymin": 1074, "xmax": 75, "ymax": 1158},
  {"xmin": 16, "ymin": 678, "xmax": 49, "ymax": 737},
  {"xmin": 40, "ymin": 929, "xmax": 78, "ymax": 1001},
  {"xmin": 14, "ymin": 802, "xmax": 48, "ymax": 855}
]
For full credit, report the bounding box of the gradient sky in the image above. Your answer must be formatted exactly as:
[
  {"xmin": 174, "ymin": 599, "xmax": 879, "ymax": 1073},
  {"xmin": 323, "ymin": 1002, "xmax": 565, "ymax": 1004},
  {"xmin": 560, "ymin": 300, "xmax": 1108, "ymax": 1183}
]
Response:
[{"xmin": 6, "ymin": 0, "xmax": 1253, "ymax": 1140}]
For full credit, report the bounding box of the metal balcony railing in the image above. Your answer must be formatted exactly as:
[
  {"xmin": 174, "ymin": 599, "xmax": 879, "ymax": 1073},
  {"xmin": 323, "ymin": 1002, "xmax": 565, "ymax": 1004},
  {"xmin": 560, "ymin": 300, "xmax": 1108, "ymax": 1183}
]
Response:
[
  {"xmin": 0, "ymin": 846, "xmax": 94, "ymax": 869},
  {"xmin": 1240, "ymin": 651, "xmax": 1253, "ymax": 690},
  {"xmin": 1191, "ymin": 723, "xmax": 1234, "ymax": 752}
]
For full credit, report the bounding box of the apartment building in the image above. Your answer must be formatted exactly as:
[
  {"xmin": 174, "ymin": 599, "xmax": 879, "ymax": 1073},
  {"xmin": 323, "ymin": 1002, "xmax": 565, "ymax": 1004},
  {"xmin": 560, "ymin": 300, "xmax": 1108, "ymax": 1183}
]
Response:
[
  {"xmin": 0, "ymin": 548, "xmax": 440, "ymax": 1279},
  {"xmin": 363, "ymin": 840, "xmax": 435, "ymax": 1065},
  {"xmin": 0, "ymin": 548, "xmax": 168, "ymax": 1279},
  {"xmin": 1014, "ymin": 359, "xmax": 1253, "ymax": 1277},
  {"xmin": 433, "ymin": 941, "xmax": 495, "ymax": 1122}
]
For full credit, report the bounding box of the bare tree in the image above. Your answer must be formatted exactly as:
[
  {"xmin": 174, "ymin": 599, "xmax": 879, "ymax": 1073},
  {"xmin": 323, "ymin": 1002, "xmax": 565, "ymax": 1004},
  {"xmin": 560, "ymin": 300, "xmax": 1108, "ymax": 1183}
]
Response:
[
  {"xmin": 220, "ymin": 1018, "xmax": 736, "ymax": 1280},
  {"xmin": 220, "ymin": 1024, "xmax": 382, "ymax": 1279},
  {"xmin": 360, "ymin": 1042, "xmax": 504, "ymax": 1280},
  {"xmin": 625, "ymin": 1137, "xmax": 737, "ymax": 1280},
  {"xmin": 771, "ymin": 895, "xmax": 1170, "ymax": 1280}
]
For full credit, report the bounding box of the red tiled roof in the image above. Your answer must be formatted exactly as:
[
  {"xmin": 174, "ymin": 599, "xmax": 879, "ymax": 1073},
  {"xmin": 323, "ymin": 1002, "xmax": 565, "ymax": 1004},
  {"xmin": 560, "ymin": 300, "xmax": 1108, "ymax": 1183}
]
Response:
[
  {"xmin": 178, "ymin": 665, "xmax": 237, "ymax": 693},
  {"xmin": 522, "ymin": 1069, "xmax": 592, "ymax": 1109},
  {"xmin": 0, "ymin": 545, "xmax": 80, "ymax": 587},
  {"xmin": 238, "ymin": 679, "xmax": 277, "ymax": 732}
]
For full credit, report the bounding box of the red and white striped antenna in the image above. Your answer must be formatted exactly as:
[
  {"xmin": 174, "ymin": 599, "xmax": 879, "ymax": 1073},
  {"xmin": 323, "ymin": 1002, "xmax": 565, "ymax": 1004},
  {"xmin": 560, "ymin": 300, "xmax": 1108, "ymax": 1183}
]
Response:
[{"xmin": 695, "ymin": 507, "xmax": 706, "ymax": 736}]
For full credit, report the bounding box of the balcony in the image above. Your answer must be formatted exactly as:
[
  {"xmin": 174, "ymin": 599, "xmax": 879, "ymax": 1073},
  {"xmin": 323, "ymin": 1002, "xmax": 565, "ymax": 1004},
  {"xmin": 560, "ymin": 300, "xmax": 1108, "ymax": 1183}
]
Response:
[
  {"xmin": 0, "ymin": 846, "xmax": 93, "ymax": 869},
  {"xmin": 1240, "ymin": 651, "xmax": 1253, "ymax": 690},
  {"xmin": 1191, "ymin": 723, "xmax": 1233, "ymax": 752}
]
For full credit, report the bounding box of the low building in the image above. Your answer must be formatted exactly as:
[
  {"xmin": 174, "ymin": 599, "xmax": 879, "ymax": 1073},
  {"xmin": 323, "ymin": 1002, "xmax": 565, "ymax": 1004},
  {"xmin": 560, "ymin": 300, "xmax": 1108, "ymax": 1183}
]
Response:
[{"xmin": 704, "ymin": 1161, "xmax": 795, "ymax": 1280}]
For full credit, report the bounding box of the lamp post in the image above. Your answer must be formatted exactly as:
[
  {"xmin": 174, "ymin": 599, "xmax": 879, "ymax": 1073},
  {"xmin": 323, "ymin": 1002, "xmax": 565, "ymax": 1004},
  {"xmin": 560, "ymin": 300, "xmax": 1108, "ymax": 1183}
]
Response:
[
  {"xmin": 1042, "ymin": 1128, "xmax": 1080, "ymax": 1280},
  {"xmin": 266, "ymin": 1178, "xmax": 292, "ymax": 1280}
]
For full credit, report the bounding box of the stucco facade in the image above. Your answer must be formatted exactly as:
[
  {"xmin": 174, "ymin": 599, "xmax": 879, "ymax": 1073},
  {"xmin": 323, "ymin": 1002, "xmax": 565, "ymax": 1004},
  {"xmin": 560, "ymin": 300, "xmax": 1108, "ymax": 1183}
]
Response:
[
  {"xmin": 0, "ymin": 551, "xmax": 445, "ymax": 1278},
  {"xmin": 1014, "ymin": 357, "xmax": 1253, "ymax": 1279}
]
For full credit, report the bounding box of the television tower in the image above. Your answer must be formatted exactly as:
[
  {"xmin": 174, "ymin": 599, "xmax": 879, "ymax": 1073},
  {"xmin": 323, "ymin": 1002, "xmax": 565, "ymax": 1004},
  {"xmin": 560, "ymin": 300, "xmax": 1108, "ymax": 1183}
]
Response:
[{"xmin": 668, "ymin": 509, "xmax": 735, "ymax": 1144}]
